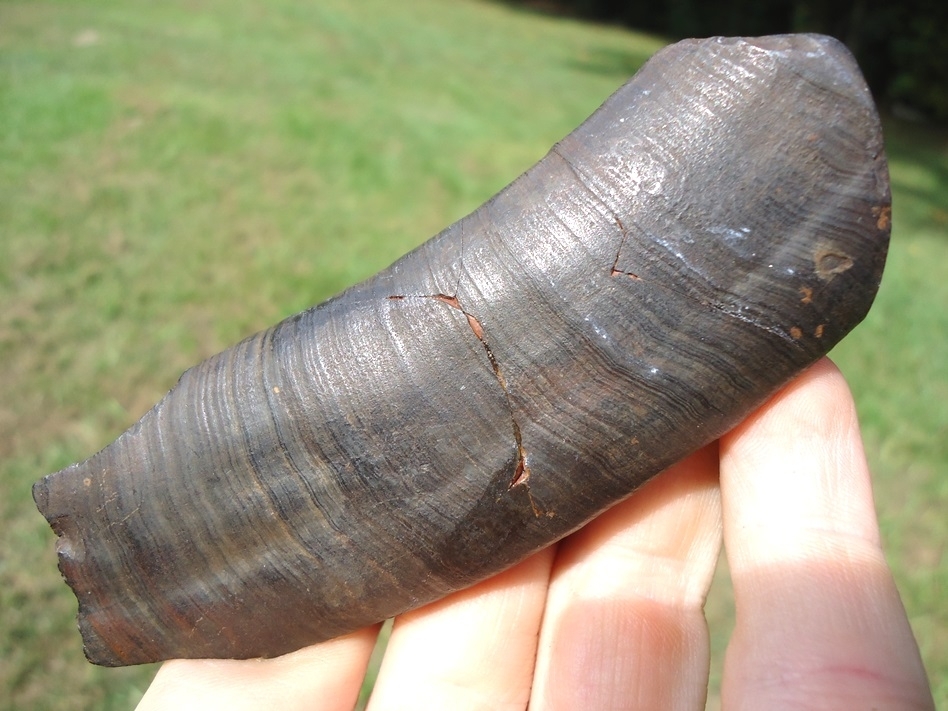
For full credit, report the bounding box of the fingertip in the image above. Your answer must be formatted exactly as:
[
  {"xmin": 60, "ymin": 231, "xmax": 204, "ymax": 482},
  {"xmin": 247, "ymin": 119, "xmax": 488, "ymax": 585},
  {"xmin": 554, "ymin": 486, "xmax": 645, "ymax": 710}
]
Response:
[
  {"xmin": 529, "ymin": 445, "xmax": 723, "ymax": 711},
  {"xmin": 366, "ymin": 550, "xmax": 554, "ymax": 711},
  {"xmin": 719, "ymin": 358, "xmax": 935, "ymax": 710},
  {"xmin": 720, "ymin": 356, "xmax": 880, "ymax": 567},
  {"xmin": 724, "ymin": 357, "xmax": 857, "ymax": 456},
  {"xmin": 136, "ymin": 627, "xmax": 380, "ymax": 711}
]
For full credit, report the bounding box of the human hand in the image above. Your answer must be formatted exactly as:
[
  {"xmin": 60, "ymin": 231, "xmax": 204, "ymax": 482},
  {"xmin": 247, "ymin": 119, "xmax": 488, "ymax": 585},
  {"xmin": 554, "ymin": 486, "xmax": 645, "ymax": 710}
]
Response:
[{"xmin": 136, "ymin": 358, "xmax": 934, "ymax": 710}]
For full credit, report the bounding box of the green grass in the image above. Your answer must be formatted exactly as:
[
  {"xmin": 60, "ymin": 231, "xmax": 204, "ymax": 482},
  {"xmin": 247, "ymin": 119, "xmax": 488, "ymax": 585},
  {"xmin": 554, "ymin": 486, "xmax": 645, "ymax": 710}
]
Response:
[{"xmin": 0, "ymin": 1, "xmax": 944, "ymax": 708}]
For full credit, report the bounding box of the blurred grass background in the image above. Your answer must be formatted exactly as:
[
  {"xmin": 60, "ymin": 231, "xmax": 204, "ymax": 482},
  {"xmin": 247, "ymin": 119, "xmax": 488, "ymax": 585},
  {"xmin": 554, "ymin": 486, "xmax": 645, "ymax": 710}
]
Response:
[{"xmin": 1, "ymin": 0, "xmax": 944, "ymax": 708}]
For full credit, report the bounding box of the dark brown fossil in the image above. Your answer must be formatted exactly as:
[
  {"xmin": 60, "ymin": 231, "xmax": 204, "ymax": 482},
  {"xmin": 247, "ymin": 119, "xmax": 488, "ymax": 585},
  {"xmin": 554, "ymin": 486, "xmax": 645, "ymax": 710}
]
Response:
[{"xmin": 34, "ymin": 34, "xmax": 890, "ymax": 667}]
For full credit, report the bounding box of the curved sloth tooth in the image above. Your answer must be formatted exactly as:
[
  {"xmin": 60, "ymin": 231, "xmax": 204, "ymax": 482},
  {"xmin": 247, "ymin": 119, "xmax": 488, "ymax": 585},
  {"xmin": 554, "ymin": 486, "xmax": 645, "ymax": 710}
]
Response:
[{"xmin": 34, "ymin": 34, "xmax": 890, "ymax": 667}]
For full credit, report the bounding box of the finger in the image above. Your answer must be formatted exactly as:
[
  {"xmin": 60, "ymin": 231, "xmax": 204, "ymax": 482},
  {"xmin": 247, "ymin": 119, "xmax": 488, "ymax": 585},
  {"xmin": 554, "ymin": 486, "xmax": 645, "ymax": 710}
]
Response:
[
  {"xmin": 366, "ymin": 548, "xmax": 555, "ymax": 711},
  {"xmin": 720, "ymin": 358, "xmax": 934, "ymax": 710},
  {"xmin": 136, "ymin": 626, "xmax": 380, "ymax": 711},
  {"xmin": 530, "ymin": 444, "xmax": 722, "ymax": 710}
]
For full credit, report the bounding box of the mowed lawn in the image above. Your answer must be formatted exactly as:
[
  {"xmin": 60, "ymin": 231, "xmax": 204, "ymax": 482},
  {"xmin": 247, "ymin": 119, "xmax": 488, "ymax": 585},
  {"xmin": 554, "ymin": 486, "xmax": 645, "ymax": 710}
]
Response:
[{"xmin": 1, "ymin": 0, "xmax": 945, "ymax": 708}]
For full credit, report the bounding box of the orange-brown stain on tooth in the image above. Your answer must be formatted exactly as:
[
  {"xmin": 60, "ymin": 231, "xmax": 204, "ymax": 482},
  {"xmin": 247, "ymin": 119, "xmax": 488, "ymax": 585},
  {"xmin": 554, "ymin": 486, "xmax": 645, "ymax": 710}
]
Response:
[
  {"xmin": 815, "ymin": 248, "xmax": 854, "ymax": 280},
  {"xmin": 466, "ymin": 313, "xmax": 485, "ymax": 340},
  {"xmin": 873, "ymin": 205, "xmax": 891, "ymax": 231}
]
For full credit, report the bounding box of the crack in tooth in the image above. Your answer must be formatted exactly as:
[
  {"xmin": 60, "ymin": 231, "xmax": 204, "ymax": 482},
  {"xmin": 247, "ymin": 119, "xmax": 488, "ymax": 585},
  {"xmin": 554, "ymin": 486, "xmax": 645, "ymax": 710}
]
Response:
[
  {"xmin": 610, "ymin": 215, "xmax": 630, "ymax": 276},
  {"xmin": 607, "ymin": 267, "xmax": 802, "ymax": 346},
  {"xmin": 386, "ymin": 293, "xmax": 533, "ymax": 494},
  {"xmin": 607, "ymin": 225, "xmax": 804, "ymax": 346}
]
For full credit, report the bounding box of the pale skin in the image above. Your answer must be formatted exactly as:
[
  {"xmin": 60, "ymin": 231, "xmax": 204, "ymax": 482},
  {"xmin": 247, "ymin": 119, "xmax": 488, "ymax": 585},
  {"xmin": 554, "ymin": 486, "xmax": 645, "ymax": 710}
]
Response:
[{"xmin": 137, "ymin": 358, "xmax": 935, "ymax": 710}]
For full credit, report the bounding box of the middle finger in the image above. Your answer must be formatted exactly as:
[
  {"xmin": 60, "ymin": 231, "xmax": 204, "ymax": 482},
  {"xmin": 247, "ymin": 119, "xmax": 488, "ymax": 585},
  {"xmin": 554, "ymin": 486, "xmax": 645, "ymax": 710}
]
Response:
[{"xmin": 530, "ymin": 445, "xmax": 723, "ymax": 710}]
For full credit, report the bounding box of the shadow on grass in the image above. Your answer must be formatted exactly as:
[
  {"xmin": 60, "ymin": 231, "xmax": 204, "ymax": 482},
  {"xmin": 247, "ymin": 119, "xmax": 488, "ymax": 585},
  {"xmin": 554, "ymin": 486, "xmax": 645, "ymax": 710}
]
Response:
[
  {"xmin": 883, "ymin": 115, "xmax": 948, "ymax": 240},
  {"xmin": 485, "ymin": 0, "xmax": 659, "ymax": 79},
  {"xmin": 564, "ymin": 45, "xmax": 655, "ymax": 78}
]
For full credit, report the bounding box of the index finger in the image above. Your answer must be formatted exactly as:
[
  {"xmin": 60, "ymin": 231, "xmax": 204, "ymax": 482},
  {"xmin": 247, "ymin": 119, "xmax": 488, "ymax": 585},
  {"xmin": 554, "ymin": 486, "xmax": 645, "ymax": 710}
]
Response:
[{"xmin": 719, "ymin": 358, "xmax": 934, "ymax": 710}]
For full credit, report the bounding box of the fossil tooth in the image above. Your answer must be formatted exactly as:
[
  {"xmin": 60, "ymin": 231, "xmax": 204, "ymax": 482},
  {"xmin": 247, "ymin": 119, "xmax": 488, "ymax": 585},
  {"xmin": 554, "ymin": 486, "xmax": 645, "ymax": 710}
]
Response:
[{"xmin": 34, "ymin": 34, "xmax": 890, "ymax": 667}]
